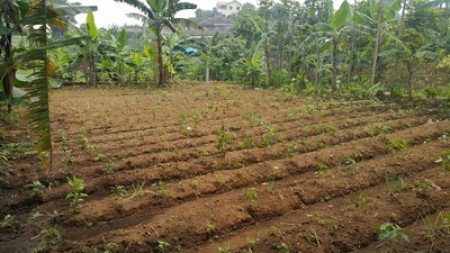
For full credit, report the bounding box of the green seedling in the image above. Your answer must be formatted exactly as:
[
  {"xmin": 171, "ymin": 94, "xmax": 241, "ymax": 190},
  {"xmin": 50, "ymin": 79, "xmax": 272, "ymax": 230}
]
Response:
[
  {"xmin": 156, "ymin": 240, "xmax": 171, "ymax": 253},
  {"xmin": 25, "ymin": 180, "xmax": 45, "ymax": 199},
  {"xmin": 353, "ymin": 193, "xmax": 369, "ymax": 208},
  {"xmin": 374, "ymin": 223, "xmax": 409, "ymax": 252},
  {"xmin": 342, "ymin": 157, "xmax": 356, "ymax": 165},
  {"xmin": 155, "ymin": 181, "xmax": 168, "ymax": 197},
  {"xmin": 0, "ymin": 214, "xmax": 14, "ymax": 229},
  {"xmin": 110, "ymin": 185, "xmax": 128, "ymax": 199},
  {"xmin": 206, "ymin": 222, "xmax": 215, "ymax": 234},
  {"xmin": 217, "ymin": 246, "xmax": 232, "ymax": 253},
  {"xmin": 316, "ymin": 162, "xmax": 328, "ymax": 172},
  {"xmin": 131, "ymin": 182, "xmax": 146, "ymax": 198},
  {"xmin": 66, "ymin": 177, "xmax": 88, "ymax": 213},
  {"xmin": 273, "ymin": 242, "xmax": 290, "ymax": 253},
  {"xmin": 246, "ymin": 187, "xmax": 258, "ymax": 205},
  {"xmin": 216, "ymin": 125, "xmax": 233, "ymax": 155},
  {"xmin": 437, "ymin": 150, "xmax": 450, "ymax": 171},
  {"xmin": 387, "ymin": 140, "xmax": 408, "ymax": 154}
]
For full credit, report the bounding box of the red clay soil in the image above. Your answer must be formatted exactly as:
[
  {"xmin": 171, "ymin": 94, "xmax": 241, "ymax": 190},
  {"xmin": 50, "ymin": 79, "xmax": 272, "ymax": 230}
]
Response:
[{"xmin": 0, "ymin": 83, "xmax": 449, "ymax": 253}]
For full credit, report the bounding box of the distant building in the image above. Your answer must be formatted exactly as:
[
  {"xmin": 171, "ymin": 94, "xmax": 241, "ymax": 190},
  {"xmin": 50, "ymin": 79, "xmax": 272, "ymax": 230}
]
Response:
[
  {"xmin": 216, "ymin": 1, "xmax": 243, "ymax": 17},
  {"xmin": 198, "ymin": 17, "xmax": 233, "ymax": 35}
]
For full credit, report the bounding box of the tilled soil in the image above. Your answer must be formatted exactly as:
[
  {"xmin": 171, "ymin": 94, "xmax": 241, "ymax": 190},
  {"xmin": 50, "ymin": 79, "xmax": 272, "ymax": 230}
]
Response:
[{"xmin": 0, "ymin": 83, "xmax": 449, "ymax": 253}]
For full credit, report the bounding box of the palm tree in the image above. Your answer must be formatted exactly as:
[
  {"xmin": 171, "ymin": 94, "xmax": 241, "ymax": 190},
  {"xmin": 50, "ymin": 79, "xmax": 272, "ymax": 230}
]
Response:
[{"xmin": 114, "ymin": 0, "xmax": 198, "ymax": 86}]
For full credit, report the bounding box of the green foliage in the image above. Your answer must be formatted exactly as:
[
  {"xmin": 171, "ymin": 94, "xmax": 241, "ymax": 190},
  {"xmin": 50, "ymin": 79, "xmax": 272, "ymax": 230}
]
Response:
[
  {"xmin": 245, "ymin": 187, "xmax": 258, "ymax": 205},
  {"xmin": 273, "ymin": 242, "xmax": 290, "ymax": 253},
  {"xmin": 156, "ymin": 240, "xmax": 171, "ymax": 253},
  {"xmin": 437, "ymin": 150, "xmax": 450, "ymax": 171},
  {"xmin": 110, "ymin": 185, "xmax": 128, "ymax": 199},
  {"xmin": 216, "ymin": 125, "xmax": 233, "ymax": 154},
  {"xmin": 0, "ymin": 214, "xmax": 14, "ymax": 229},
  {"xmin": 387, "ymin": 140, "xmax": 408, "ymax": 154},
  {"xmin": 374, "ymin": 223, "xmax": 409, "ymax": 251},
  {"xmin": 66, "ymin": 177, "xmax": 88, "ymax": 212},
  {"xmin": 25, "ymin": 180, "xmax": 45, "ymax": 199},
  {"xmin": 353, "ymin": 193, "xmax": 369, "ymax": 207}
]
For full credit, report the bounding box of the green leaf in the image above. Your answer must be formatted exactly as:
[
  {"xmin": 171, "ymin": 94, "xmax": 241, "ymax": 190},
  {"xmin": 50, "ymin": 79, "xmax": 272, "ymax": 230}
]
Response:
[
  {"xmin": 331, "ymin": 0, "xmax": 352, "ymax": 29},
  {"xmin": 86, "ymin": 12, "xmax": 98, "ymax": 41},
  {"xmin": 117, "ymin": 28, "xmax": 127, "ymax": 50},
  {"xmin": 147, "ymin": 0, "xmax": 168, "ymax": 13}
]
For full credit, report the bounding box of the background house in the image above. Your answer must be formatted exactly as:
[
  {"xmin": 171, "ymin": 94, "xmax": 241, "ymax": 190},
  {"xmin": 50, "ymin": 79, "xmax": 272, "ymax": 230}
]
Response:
[{"xmin": 216, "ymin": 1, "xmax": 243, "ymax": 17}]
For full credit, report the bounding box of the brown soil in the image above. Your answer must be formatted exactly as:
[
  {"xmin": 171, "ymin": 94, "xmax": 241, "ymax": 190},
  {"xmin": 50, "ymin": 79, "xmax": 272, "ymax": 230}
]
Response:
[{"xmin": 0, "ymin": 83, "xmax": 449, "ymax": 253}]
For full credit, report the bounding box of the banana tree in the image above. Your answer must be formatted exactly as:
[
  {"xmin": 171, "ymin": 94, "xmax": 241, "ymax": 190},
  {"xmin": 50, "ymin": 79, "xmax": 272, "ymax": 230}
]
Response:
[
  {"xmin": 0, "ymin": 0, "xmax": 29, "ymax": 113},
  {"xmin": 114, "ymin": 0, "xmax": 198, "ymax": 86}
]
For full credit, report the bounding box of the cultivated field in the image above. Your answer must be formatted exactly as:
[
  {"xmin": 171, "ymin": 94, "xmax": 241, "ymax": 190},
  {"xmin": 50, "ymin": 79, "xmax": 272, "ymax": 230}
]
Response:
[{"xmin": 1, "ymin": 83, "xmax": 450, "ymax": 253}]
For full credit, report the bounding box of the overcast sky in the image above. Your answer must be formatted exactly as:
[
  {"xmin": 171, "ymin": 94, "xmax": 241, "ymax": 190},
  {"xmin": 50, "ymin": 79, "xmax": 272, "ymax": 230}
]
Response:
[{"xmin": 68, "ymin": 0, "xmax": 260, "ymax": 28}]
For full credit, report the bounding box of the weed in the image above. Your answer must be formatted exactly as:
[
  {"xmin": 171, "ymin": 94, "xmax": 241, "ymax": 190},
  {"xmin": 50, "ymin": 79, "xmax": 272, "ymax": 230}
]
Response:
[
  {"xmin": 0, "ymin": 214, "xmax": 14, "ymax": 229},
  {"xmin": 110, "ymin": 185, "xmax": 128, "ymax": 199},
  {"xmin": 267, "ymin": 181, "xmax": 275, "ymax": 193},
  {"xmin": 374, "ymin": 223, "xmax": 409, "ymax": 252},
  {"xmin": 246, "ymin": 187, "xmax": 258, "ymax": 205},
  {"xmin": 324, "ymin": 124, "xmax": 337, "ymax": 134},
  {"xmin": 131, "ymin": 182, "xmax": 146, "ymax": 198},
  {"xmin": 66, "ymin": 177, "xmax": 88, "ymax": 213},
  {"xmin": 386, "ymin": 175, "xmax": 409, "ymax": 197},
  {"xmin": 29, "ymin": 211, "xmax": 44, "ymax": 222},
  {"xmin": 260, "ymin": 126, "xmax": 278, "ymax": 147},
  {"xmin": 365, "ymin": 124, "xmax": 392, "ymax": 137},
  {"xmin": 387, "ymin": 140, "xmax": 408, "ymax": 154},
  {"xmin": 353, "ymin": 193, "xmax": 369, "ymax": 208},
  {"xmin": 104, "ymin": 161, "xmax": 117, "ymax": 174}
]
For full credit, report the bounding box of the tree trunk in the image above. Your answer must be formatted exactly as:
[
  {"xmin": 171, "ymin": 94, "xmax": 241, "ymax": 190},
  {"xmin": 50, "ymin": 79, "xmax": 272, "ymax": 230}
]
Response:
[
  {"xmin": 406, "ymin": 61, "xmax": 413, "ymax": 99},
  {"xmin": 264, "ymin": 39, "xmax": 272, "ymax": 87},
  {"xmin": 371, "ymin": 6, "xmax": 384, "ymax": 85},
  {"xmin": 315, "ymin": 49, "xmax": 321, "ymax": 86},
  {"xmin": 205, "ymin": 59, "xmax": 210, "ymax": 90},
  {"xmin": 156, "ymin": 26, "xmax": 164, "ymax": 87},
  {"xmin": 2, "ymin": 34, "xmax": 14, "ymax": 114},
  {"xmin": 331, "ymin": 38, "xmax": 338, "ymax": 92}
]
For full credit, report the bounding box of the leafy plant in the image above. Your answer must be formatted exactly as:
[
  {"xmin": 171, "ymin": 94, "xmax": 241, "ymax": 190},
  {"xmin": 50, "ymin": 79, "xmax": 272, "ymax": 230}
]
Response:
[
  {"xmin": 216, "ymin": 125, "xmax": 233, "ymax": 155},
  {"xmin": 437, "ymin": 150, "xmax": 450, "ymax": 171},
  {"xmin": 110, "ymin": 185, "xmax": 128, "ymax": 199},
  {"xmin": 374, "ymin": 223, "xmax": 409, "ymax": 252},
  {"xmin": 246, "ymin": 187, "xmax": 258, "ymax": 205},
  {"xmin": 206, "ymin": 222, "xmax": 215, "ymax": 234},
  {"xmin": 66, "ymin": 177, "xmax": 88, "ymax": 212},
  {"xmin": 353, "ymin": 193, "xmax": 369, "ymax": 208},
  {"xmin": 217, "ymin": 246, "xmax": 232, "ymax": 253},
  {"xmin": 156, "ymin": 240, "xmax": 171, "ymax": 253},
  {"xmin": 273, "ymin": 242, "xmax": 290, "ymax": 253},
  {"xmin": 316, "ymin": 162, "xmax": 329, "ymax": 173},
  {"xmin": 387, "ymin": 140, "xmax": 408, "ymax": 154},
  {"xmin": 0, "ymin": 214, "xmax": 14, "ymax": 229},
  {"xmin": 25, "ymin": 180, "xmax": 45, "ymax": 199}
]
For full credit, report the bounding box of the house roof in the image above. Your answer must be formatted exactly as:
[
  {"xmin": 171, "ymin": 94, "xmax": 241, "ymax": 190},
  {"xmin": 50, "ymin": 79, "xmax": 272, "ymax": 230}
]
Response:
[{"xmin": 199, "ymin": 17, "xmax": 233, "ymax": 28}]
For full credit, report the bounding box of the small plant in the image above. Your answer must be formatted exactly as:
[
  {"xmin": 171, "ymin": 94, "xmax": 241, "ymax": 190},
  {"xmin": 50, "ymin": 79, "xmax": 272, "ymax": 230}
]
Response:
[
  {"xmin": 273, "ymin": 242, "xmax": 290, "ymax": 253},
  {"xmin": 206, "ymin": 222, "xmax": 215, "ymax": 234},
  {"xmin": 25, "ymin": 180, "xmax": 45, "ymax": 199},
  {"xmin": 155, "ymin": 181, "xmax": 168, "ymax": 197},
  {"xmin": 316, "ymin": 162, "xmax": 328, "ymax": 173},
  {"xmin": 110, "ymin": 185, "xmax": 128, "ymax": 199},
  {"xmin": 324, "ymin": 124, "xmax": 337, "ymax": 134},
  {"xmin": 131, "ymin": 182, "xmax": 146, "ymax": 198},
  {"xmin": 246, "ymin": 187, "xmax": 258, "ymax": 205},
  {"xmin": 353, "ymin": 193, "xmax": 369, "ymax": 208},
  {"xmin": 217, "ymin": 246, "xmax": 232, "ymax": 253},
  {"xmin": 342, "ymin": 157, "xmax": 356, "ymax": 166},
  {"xmin": 387, "ymin": 140, "xmax": 408, "ymax": 154},
  {"xmin": 436, "ymin": 150, "xmax": 450, "ymax": 171},
  {"xmin": 104, "ymin": 161, "xmax": 117, "ymax": 174},
  {"xmin": 0, "ymin": 214, "xmax": 14, "ymax": 229},
  {"xmin": 365, "ymin": 124, "xmax": 392, "ymax": 137},
  {"xmin": 260, "ymin": 126, "xmax": 278, "ymax": 147},
  {"xmin": 267, "ymin": 181, "xmax": 275, "ymax": 193},
  {"xmin": 66, "ymin": 177, "xmax": 88, "ymax": 212},
  {"xmin": 156, "ymin": 240, "xmax": 171, "ymax": 253},
  {"xmin": 216, "ymin": 125, "xmax": 233, "ymax": 155},
  {"xmin": 286, "ymin": 143, "xmax": 298, "ymax": 159},
  {"xmin": 374, "ymin": 223, "xmax": 409, "ymax": 252}
]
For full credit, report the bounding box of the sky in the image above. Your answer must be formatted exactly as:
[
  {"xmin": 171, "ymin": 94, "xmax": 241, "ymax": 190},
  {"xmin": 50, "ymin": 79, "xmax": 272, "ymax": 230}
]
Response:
[{"xmin": 68, "ymin": 0, "xmax": 260, "ymax": 28}]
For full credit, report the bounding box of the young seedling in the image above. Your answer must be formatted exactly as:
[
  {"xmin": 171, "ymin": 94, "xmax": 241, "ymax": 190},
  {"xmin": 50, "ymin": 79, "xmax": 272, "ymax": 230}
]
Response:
[
  {"xmin": 273, "ymin": 242, "xmax": 290, "ymax": 253},
  {"xmin": 387, "ymin": 140, "xmax": 408, "ymax": 154},
  {"xmin": 110, "ymin": 185, "xmax": 128, "ymax": 199},
  {"xmin": 216, "ymin": 125, "xmax": 233, "ymax": 155},
  {"xmin": 206, "ymin": 222, "xmax": 215, "ymax": 235},
  {"xmin": 0, "ymin": 214, "xmax": 14, "ymax": 229},
  {"xmin": 155, "ymin": 181, "xmax": 168, "ymax": 197},
  {"xmin": 374, "ymin": 223, "xmax": 409, "ymax": 252},
  {"xmin": 286, "ymin": 144, "xmax": 299, "ymax": 159},
  {"xmin": 246, "ymin": 187, "xmax": 258, "ymax": 205},
  {"xmin": 156, "ymin": 240, "xmax": 171, "ymax": 253},
  {"xmin": 66, "ymin": 177, "xmax": 88, "ymax": 213},
  {"xmin": 353, "ymin": 193, "xmax": 369, "ymax": 208},
  {"xmin": 316, "ymin": 162, "xmax": 328, "ymax": 173},
  {"xmin": 25, "ymin": 180, "xmax": 45, "ymax": 199},
  {"xmin": 436, "ymin": 150, "xmax": 450, "ymax": 171}
]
